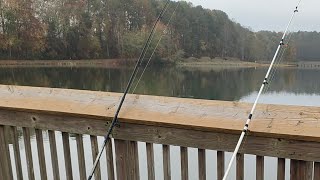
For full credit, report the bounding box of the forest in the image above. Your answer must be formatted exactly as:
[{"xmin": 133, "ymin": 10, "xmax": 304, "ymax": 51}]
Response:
[{"xmin": 0, "ymin": 0, "xmax": 319, "ymax": 61}]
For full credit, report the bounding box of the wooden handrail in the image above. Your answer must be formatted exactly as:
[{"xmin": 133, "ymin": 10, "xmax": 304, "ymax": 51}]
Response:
[{"xmin": 0, "ymin": 85, "xmax": 319, "ymax": 142}]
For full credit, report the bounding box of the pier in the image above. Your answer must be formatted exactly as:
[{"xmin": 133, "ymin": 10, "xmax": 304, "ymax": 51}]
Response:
[{"xmin": 0, "ymin": 85, "xmax": 319, "ymax": 180}]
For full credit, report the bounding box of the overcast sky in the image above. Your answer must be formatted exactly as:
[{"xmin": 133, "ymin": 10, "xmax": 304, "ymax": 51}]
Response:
[{"xmin": 178, "ymin": 0, "xmax": 319, "ymax": 32}]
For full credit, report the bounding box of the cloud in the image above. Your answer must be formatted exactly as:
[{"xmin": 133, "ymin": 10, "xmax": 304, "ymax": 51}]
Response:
[{"xmin": 174, "ymin": 0, "xmax": 319, "ymax": 32}]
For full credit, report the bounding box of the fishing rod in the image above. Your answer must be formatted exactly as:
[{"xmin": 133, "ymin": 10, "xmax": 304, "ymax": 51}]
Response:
[
  {"xmin": 87, "ymin": 1, "xmax": 171, "ymax": 179},
  {"xmin": 222, "ymin": 1, "xmax": 302, "ymax": 179}
]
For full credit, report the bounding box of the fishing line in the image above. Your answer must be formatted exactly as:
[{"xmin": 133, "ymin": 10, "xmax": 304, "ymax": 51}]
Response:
[
  {"xmin": 222, "ymin": 1, "xmax": 302, "ymax": 179},
  {"xmin": 263, "ymin": 31, "xmax": 295, "ymax": 94},
  {"xmin": 129, "ymin": 3, "xmax": 171, "ymax": 93},
  {"xmin": 87, "ymin": 1, "xmax": 171, "ymax": 179},
  {"xmin": 131, "ymin": 2, "xmax": 180, "ymax": 94}
]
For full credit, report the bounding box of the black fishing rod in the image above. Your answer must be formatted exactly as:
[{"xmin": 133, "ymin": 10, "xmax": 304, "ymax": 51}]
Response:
[
  {"xmin": 222, "ymin": 0, "xmax": 302, "ymax": 179},
  {"xmin": 87, "ymin": 1, "xmax": 171, "ymax": 179}
]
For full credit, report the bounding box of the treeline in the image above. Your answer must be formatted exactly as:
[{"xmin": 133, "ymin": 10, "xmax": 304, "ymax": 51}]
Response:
[{"xmin": 0, "ymin": 0, "xmax": 319, "ymax": 61}]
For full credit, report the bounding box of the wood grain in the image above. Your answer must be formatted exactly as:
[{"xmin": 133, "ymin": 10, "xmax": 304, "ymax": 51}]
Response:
[
  {"xmin": 236, "ymin": 153, "xmax": 244, "ymax": 180},
  {"xmin": 198, "ymin": 149, "xmax": 206, "ymax": 180},
  {"xmin": 180, "ymin": 147, "xmax": 188, "ymax": 180},
  {"xmin": 114, "ymin": 139, "xmax": 128, "ymax": 180},
  {"xmin": 256, "ymin": 156, "xmax": 264, "ymax": 180},
  {"xmin": 23, "ymin": 127, "xmax": 35, "ymax": 180},
  {"xmin": 314, "ymin": 162, "xmax": 320, "ymax": 180},
  {"xmin": 62, "ymin": 132, "xmax": 73, "ymax": 180},
  {"xmin": 0, "ymin": 85, "xmax": 320, "ymax": 143},
  {"xmin": 106, "ymin": 139, "xmax": 115, "ymax": 180},
  {"xmin": 146, "ymin": 143, "xmax": 155, "ymax": 180},
  {"xmin": 0, "ymin": 125, "xmax": 13, "ymax": 180},
  {"xmin": 11, "ymin": 126, "xmax": 23, "ymax": 180},
  {"xmin": 0, "ymin": 108, "xmax": 320, "ymax": 162},
  {"xmin": 290, "ymin": 160, "xmax": 313, "ymax": 180},
  {"xmin": 128, "ymin": 141, "xmax": 140, "ymax": 179},
  {"xmin": 76, "ymin": 134, "xmax": 86, "ymax": 180},
  {"xmin": 277, "ymin": 158, "xmax": 285, "ymax": 180},
  {"xmin": 163, "ymin": 145, "xmax": 171, "ymax": 180},
  {"xmin": 217, "ymin": 151, "xmax": 225, "ymax": 180},
  {"xmin": 90, "ymin": 135, "xmax": 101, "ymax": 180},
  {"xmin": 35, "ymin": 129, "xmax": 47, "ymax": 180},
  {"xmin": 48, "ymin": 130, "xmax": 60, "ymax": 180}
]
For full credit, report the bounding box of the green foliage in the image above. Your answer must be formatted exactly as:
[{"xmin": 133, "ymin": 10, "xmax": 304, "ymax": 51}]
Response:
[{"xmin": 0, "ymin": 0, "xmax": 319, "ymax": 61}]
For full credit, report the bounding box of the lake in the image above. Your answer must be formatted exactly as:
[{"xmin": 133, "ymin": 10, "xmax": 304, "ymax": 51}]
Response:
[{"xmin": 2, "ymin": 65, "xmax": 320, "ymax": 180}]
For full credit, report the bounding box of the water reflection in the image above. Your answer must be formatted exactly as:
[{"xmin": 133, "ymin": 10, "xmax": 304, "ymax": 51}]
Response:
[{"xmin": 1, "ymin": 66, "xmax": 320, "ymax": 103}]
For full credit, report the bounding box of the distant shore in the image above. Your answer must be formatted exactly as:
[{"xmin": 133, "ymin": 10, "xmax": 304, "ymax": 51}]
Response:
[
  {"xmin": 176, "ymin": 57, "xmax": 297, "ymax": 68},
  {"xmin": 0, "ymin": 58, "xmax": 314, "ymax": 68}
]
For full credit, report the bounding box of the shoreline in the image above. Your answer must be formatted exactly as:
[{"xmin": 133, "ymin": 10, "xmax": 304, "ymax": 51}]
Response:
[{"xmin": 0, "ymin": 59, "xmax": 305, "ymax": 68}]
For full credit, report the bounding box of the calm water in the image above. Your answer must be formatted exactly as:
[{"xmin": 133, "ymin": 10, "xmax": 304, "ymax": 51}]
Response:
[{"xmin": 3, "ymin": 66, "xmax": 320, "ymax": 180}]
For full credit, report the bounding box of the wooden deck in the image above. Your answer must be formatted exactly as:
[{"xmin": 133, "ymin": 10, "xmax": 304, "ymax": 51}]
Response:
[{"xmin": 0, "ymin": 85, "xmax": 319, "ymax": 179}]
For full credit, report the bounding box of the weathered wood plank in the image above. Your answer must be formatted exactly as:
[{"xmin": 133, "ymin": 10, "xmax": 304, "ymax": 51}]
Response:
[
  {"xmin": 0, "ymin": 125, "xmax": 13, "ymax": 180},
  {"xmin": 314, "ymin": 162, "xmax": 320, "ymax": 180},
  {"xmin": 35, "ymin": 129, "xmax": 47, "ymax": 180},
  {"xmin": 290, "ymin": 160, "xmax": 312, "ymax": 180},
  {"xmin": 180, "ymin": 147, "xmax": 188, "ymax": 180},
  {"xmin": 146, "ymin": 143, "xmax": 155, "ymax": 180},
  {"xmin": 114, "ymin": 139, "xmax": 128, "ymax": 180},
  {"xmin": 163, "ymin": 145, "xmax": 171, "ymax": 180},
  {"xmin": 62, "ymin": 132, "xmax": 73, "ymax": 180},
  {"xmin": 23, "ymin": 127, "xmax": 35, "ymax": 180},
  {"xmin": 277, "ymin": 158, "xmax": 285, "ymax": 180},
  {"xmin": 90, "ymin": 135, "xmax": 101, "ymax": 180},
  {"xmin": 1, "ymin": 109, "xmax": 320, "ymax": 162},
  {"xmin": 113, "ymin": 122, "xmax": 320, "ymax": 163},
  {"xmin": 106, "ymin": 139, "xmax": 115, "ymax": 180},
  {"xmin": 76, "ymin": 134, "xmax": 86, "ymax": 180},
  {"xmin": 236, "ymin": 153, "xmax": 244, "ymax": 180},
  {"xmin": 48, "ymin": 130, "xmax": 60, "ymax": 180},
  {"xmin": 217, "ymin": 151, "xmax": 225, "ymax": 180},
  {"xmin": 127, "ymin": 141, "xmax": 140, "ymax": 179},
  {"xmin": 290, "ymin": 160, "xmax": 299, "ymax": 180},
  {"xmin": 198, "ymin": 149, "xmax": 206, "ymax": 180},
  {"xmin": 256, "ymin": 156, "xmax": 264, "ymax": 180},
  {"xmin": 11, "ymin": 126, "xmax": 23, "ymax": 180},
  {"xmin": 3, "ymin": 126, "xmax": 13, "ymax": 180},
  {"xmin": 1, "ymin": 85, "xmax": 320, "ymax": 144}
]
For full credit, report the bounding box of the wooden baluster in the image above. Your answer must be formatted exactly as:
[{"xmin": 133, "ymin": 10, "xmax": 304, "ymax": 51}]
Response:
[
  {"xmin": 62, "ymin": 132, "xmax": 73, "ymax": 180},
  {"xmin": 163, "ymin": 145, "xmax": 171, "ymax": 180},
  {"xmin": 48, "ymin": 130, "xmax": 60, "ymax": 180},
  {"xmin": 23, "ymin": 127, "xmax": 35, "ymax": 180},
  {"xmin": 290, "ymin": 159, "xmax": 299, "ymax": 180},
  {"xmin": 11, "ymin": 126, "xmax": 23, "ymax": 180},
  {"xmin": 90, "ymin": 135, "xmax": 101, "ymax": 180},
  {"xmin": 114, "ymin": 139, "xmax": 128, "ymax": 180},
  {"xmin": 76, "ymin": 134, "xmax": 86, "ymax": 180},
  {"xmin": 180, "ymin": 147, "xmax": 188, "ymax": 180},
  {"xmin": 256, "ymin": 156, "xmax": 264, "ymax": 180},
  {"xmin": 106, "ymin": 139, "xmax": 115, "ymax": 180},
  {"xmin": 146, "ymin": 143, "xmax": 155, "ymax": 180},
  {"xmin": 277, "ymin": 158, "xmax": 285, "ymax": 180},
  {"xmin": 198, "ymin": 149, "xmax": 206, "ymax": 180},
  {"xmin": 236, "ymin": 153, "xmax": 244, "ymax": 180},
  {"xmin": 314, "ymin": 162, "xmax": 320, "ymax": 180},
  {"xmin": 128, "ymin": 141, "xmax": 140, "ymax": 179},
  {"xmin": 35, "ymin": 129, "xmax": 47, "ymax": 180},
  {"xmin": 0, "ymin": 125, "xmax": 13, "ymax": 180},
  {"xmin": 217, "ymin": 151, "xmax": 225, "ymax": 180}
]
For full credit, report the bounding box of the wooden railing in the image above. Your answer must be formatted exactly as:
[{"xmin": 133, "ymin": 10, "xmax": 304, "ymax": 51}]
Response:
[{"xmin": 0, "ymin": 85, "xmax": 320, "ymax": 180}]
